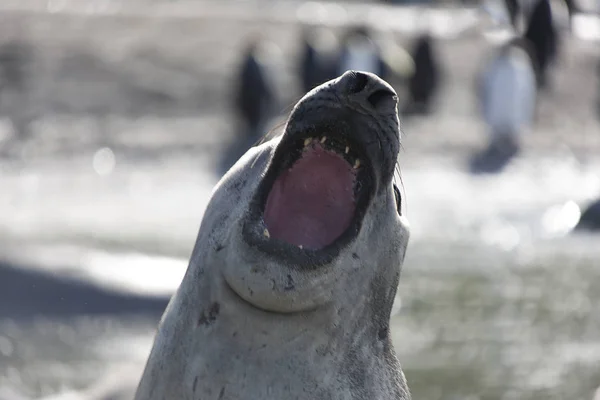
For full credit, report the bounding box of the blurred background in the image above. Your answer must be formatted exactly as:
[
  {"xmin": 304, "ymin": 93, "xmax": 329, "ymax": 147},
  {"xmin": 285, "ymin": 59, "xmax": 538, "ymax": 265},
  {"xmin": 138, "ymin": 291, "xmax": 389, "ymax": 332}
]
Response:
[{"xmin": 0, "ymin": 0, "xmax": 599, "ymax": 399}]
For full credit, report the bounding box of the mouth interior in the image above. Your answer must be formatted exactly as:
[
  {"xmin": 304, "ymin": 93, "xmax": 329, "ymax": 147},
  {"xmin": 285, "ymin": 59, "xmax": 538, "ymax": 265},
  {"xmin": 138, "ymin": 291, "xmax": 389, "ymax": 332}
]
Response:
[{"xmin": 264, "ymin": 139, "xmax": 361, "ymax": 250}]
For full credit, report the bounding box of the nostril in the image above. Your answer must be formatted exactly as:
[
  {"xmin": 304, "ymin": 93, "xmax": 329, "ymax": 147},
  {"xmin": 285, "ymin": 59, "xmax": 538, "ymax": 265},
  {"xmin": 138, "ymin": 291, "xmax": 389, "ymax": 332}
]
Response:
[
  {"xmin": 347, "ymin": 71, "xmax": 369, "ymax": 94},
  {"xmin": 367, "ymin": 89, "xmax": 397, "ymax": 111}
]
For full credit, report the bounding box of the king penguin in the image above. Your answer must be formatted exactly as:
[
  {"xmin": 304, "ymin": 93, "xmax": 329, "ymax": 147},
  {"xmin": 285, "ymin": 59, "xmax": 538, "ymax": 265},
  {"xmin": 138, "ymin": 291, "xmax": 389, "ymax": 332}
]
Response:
[
  {"xmin": 233, "ymin": 38, "xmax": 278, "ymax": 142},
  {"xmin": 471, "ymin": 37, "xmax": 538, "ymax": 173},
  {"xmin": 402, "ymin": 33, "xmax": 441, "ymax": 115}
]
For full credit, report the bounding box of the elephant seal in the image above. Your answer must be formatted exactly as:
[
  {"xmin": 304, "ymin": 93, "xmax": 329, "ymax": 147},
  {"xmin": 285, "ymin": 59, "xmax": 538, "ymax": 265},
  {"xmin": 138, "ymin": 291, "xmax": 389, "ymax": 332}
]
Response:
[{"xmin": 135, "ymin": 70, "xmax": 411, "ymax": 400}]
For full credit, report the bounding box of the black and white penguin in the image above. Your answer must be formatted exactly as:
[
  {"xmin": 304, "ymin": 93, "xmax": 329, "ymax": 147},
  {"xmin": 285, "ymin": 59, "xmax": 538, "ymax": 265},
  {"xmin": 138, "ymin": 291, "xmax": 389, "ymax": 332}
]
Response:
[
  {"xmin": 0, "ymin": 40, "xmax": 34, "ymax": 143},
  {"xmin": 487, "ymin": 0, "xmax": 576, "ymax": 37},
  {"xmin": 233, "ymin": 38, "xmax": 278, "ymax": 142},
  {"xmin": 524, "ymin": 0, "xmax": 559, "ymax": 87},
  {"xmin": 575, "ymin": 198, "xmax": 600, "ymax": 231},
  {"xmin": 337, "ymin": 26, "xmax": 388, "ymax": 79},
  {"xmin": 402, "ymin": 33, "xmax": 441, "ymax": 115},
  {"xmin": 223, "ymin": 38, "xmax": 280, "ymax": 175},
  {"xmin": 526, "ymin": 0, "xmax": 579, "ymax": 28},
  {"xmin": 299, "ymin": 28, "xmax": 340, "ymax": 95},
  {"xmin": 470, "ymin": 37, "xmax": 538, "ymax": 174}
]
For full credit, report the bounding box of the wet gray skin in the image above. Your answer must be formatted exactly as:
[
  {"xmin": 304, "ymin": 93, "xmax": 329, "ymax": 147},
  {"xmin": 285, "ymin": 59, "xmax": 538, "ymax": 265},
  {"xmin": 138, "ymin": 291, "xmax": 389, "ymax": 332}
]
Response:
[{"xmin": 134, "ymin": 70, "xmax": 411, "ymax": 400}]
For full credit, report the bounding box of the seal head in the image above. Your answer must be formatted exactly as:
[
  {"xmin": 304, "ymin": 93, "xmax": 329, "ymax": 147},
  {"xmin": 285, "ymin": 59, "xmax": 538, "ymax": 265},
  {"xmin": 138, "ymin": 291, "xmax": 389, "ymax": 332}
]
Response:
[{"xmin": 135, "ymin": 70, "xmax": 411, "ymax": 400}]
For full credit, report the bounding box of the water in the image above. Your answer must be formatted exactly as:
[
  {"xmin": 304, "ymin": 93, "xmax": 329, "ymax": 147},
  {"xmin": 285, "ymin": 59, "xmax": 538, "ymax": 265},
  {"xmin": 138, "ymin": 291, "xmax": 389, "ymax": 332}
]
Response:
[{"xmin": 0, "ymin": 1, "xmax": 599, "ymax": 399}]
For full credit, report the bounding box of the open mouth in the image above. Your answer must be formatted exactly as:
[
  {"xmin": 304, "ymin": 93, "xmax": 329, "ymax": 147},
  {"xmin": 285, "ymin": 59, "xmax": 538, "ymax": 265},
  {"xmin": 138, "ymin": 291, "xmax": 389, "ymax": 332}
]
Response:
[{"xmin": 247, "ymin": 130, "xmax": 375, "ymax": 256}]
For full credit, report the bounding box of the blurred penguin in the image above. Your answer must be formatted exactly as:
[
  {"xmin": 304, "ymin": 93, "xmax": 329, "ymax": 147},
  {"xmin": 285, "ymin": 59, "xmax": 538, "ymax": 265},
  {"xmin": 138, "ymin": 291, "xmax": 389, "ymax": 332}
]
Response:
[
  {"xmin": 0, "ymin": 40, "xmax": 35, "ymax": 146},
  {"xmin": 233, "ymin": 37, "xmax": 278, "ymax": 142},
  {"xmin": 402, "ymin": 33, "xmax": 441, "ymax": 116},
  {"xmin": 525, "ymin": 0, "xmax": 579, "ymax": 29},
  {"xmin": 481, "ymin": 0, "xmax": 521, "ymax": 29},
  {"xmin": 524, "ymin": 0, "xmax": 558, "ymax": 87},
  {"xmin": 505, "ymin": 0, "xmax": 520, "ymax": 27},
  {"xmin": 499, "ymin": 0, "xmax": 578, "ymax": 30},
  {"xmin": 224, "ymin": 38, "xmax": 279, "ymax": 175},
  {"xmin": 471, "ymin": 38, "xmax": 537, "ymax": 174},
  {"xmin": 299, "ymin": 27, "xmax": 340, "ymax": 95},
  {"xmin": 563, "ymin": 0, "xmax": 580, "ymax": 21},
  {"xmin": 337, "ymin": 26, "xmax": 388, "ymax": 79}
]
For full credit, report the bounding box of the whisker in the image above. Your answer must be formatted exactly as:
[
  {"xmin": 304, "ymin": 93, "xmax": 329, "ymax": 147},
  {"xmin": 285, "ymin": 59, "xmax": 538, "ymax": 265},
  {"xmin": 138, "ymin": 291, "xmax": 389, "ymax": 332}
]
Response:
[
  {"xmin": 279, "ymin": 95, "xmax": 303, "ymax": 115},
  {"xmin": 253, "ymin": 120, "xmax": 287, "ymax": 147},
  {"xmin": 393, "ymin": 161, "xmax": 407, "ymax": 216}
]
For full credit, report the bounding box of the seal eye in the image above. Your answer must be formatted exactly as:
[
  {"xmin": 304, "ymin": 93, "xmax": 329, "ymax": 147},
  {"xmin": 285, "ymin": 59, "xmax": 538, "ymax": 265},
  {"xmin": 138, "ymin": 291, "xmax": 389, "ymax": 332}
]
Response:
[{"xmin": 393, "ymin": 184, "xmax": 402, "ymax": 216}]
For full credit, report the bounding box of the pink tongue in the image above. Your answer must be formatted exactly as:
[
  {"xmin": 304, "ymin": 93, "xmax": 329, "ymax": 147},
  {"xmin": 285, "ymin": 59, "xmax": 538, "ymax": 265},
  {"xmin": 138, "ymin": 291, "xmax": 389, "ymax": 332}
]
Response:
[{"xmin": 264, "ymin": 145, "xmax": 357, "ymax": 250}]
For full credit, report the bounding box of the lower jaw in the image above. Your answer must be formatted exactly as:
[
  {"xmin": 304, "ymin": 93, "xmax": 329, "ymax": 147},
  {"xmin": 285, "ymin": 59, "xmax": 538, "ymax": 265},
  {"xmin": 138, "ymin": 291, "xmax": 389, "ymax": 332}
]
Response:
[
  {"xmin": 240, "ymin": 199, "xmax": 369, "ymax": 270},
  {"xmin": 221, "ymin": 242, "xmax": 337, "ymax": 313}
]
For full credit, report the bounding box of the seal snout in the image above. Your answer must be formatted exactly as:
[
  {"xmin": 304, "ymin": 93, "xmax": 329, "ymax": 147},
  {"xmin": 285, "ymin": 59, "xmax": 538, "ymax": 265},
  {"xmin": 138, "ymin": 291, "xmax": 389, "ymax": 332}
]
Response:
[
  {"xmin": 338, "ymin": 70, "xmax": 398, "ymax": 114},
  {"xmin": 242, "ymin": 71, "xmax": 401, "ymax": 265}
]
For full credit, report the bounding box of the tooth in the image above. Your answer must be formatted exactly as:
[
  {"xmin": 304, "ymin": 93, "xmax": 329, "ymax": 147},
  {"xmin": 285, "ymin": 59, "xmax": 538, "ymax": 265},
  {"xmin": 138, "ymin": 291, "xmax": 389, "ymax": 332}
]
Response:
[
  {"xmin": 263, "ymin": 229, "xmax": 270, "ymax": 238},
  {"xmin": 304, "ymin": 138, "xmax": 311, "ymax": 146},
  {"xmin": 345, "ymin": 146, "xmax": 349, "ymax": 154},
  {"xmin": 320, "ymin": 136, "xmax": 327, "ymax": 144},
  {"xmin": 354, "ymin": 159, "xmax": 361, "ymax": 169}
]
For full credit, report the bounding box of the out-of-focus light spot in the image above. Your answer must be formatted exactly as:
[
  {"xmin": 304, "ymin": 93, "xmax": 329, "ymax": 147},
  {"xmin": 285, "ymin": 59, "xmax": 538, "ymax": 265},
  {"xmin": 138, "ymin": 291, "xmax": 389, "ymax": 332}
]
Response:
[
  {"xmin": 92, "ymin": 147, "xmax": 116, "ymax": 176},
  {"xmin": 429, "ymin": 14, "xmax": 453, "ymax": 37},
  {"xmin": 483, "ymin": 28, "xmax": 517, "ymax": 44},
  {"xmin": 542, "ymin": 200, "xmax": 581, "ymax": 237},
  {"xmin": 0, "ymin": 336, "xmax": 13, "ymax": 357},
  {"xmin": 572, "ymin": 14, "xmax": 600, "ymax": 41},
  {"xmin": 381, "ymin": 40, "xmax": 414, "ymax": 81}
]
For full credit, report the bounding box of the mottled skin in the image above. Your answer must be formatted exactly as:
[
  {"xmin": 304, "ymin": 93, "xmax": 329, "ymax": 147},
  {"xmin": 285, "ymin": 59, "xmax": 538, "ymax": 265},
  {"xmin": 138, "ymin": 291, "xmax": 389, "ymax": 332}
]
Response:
[{"xmin": 135, "ymin": 71, "xmax": 411, "ymax": 400}]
